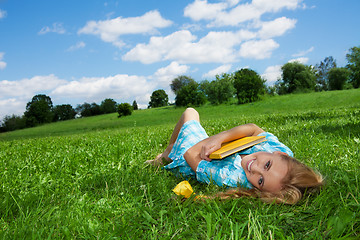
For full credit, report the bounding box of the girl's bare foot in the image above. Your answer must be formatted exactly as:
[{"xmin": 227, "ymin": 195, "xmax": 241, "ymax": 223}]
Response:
[
  {"xmin": 145, "ymin": 154, "xmax": 167, "ymax": 166},
  {"xmin": 145, "ymin": 143, "xmax": 173, "ymax": 166}
]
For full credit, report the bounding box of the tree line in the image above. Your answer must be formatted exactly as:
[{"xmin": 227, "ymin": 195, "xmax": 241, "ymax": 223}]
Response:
[
  {"xmin": 2, "ymin": 45, "xmax": 359, "ymax": 133},
  {"xmin": 0, "ymin": 96, "xmax": 139, "ymax": 133},
  {"xmin": 148, "ymin": 45, "xmax": 360, "ymax": 108}
]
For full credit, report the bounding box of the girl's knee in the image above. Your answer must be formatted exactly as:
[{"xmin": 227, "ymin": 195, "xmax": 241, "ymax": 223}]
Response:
[
  {"xmin": 183, "ymin": 108, "xmax": 199, "ymax": 122},
  {"xmin": 184, "ymin": 107, "xmax": 197, "ymax": 115}
]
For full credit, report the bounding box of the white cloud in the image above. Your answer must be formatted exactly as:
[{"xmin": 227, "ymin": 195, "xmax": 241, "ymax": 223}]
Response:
[
  {"xmin": 0, "ymin": 72, "xmax": 168, "ymax": 117},
  {"xmin": 0, "ymin": 74, "xmax": 67, "ymax": 99},
  {"xmin": 123, "ymin": 29, "xmax": 256, "ymax": 64},
  {"xmin": 38, "ymin": 22, "xmax": 66, "ymax": 35},
  {"xmin": 261, "ymin": 65, "xmax": 282, "ymax": 85},
  {"xmin": 0, "ymin": 63, "xmax": 190, "ymax": 117},
  {"xmin": 289, "ymin": 57, "xmax": 309, "ymax": 64},
  {"xmin": 51, "ymin": 74, "xmax": 154, "ymax": 104},
  {"xmin": 151, "ymin": 62, "xmax": 190, "ymax": 101},
  {"xmin": 257, "ymin": 17, "xmax": 297, "ymax": 39},
  {"xmin": 66, "ymin": 41, "xmax": 86, "ymax": 52},
  {"xmin": 0, "ymin": 98, "xmax": 26, "ymax": 119},
  {"xmin": 0, "ymin": 62, "xmax": 6, "ymax": 70},
  {"xmin": 166, "ymin": 31, "xmax": 243, "ymax": 63},
  {"xmin": 184, "ymin": 0, "xmax": 229, "ymax": 21},
  {"xmin": 0, "ymin": 75, "xmax": 67, "ymax": 119},
  {"xmin": 0, "ymin": 9, "xmax": 7, "ymax": 19},
  {"xmin": 202, "ymin": 64, "xmax": 232, "ymax": 79},
  {"xmin": 184, "ymin": 0, "xmax": 303, "ymax": 27},
  {"xmin": 78, "ymin": 1, "xmax": 301, "ymax": 66},
  {"xmin": 46, "ymin": 64, "xmax": 189, "ymax": 109},
  {"xmin": 252, "ymin": 0, "xmax": 302, "ymax": 12},
  {"xmin": 0, "ymin": 52, "xmax": 6, "ymax": 70},
  {"xmin": 123, "ymin": 2, "xmax": 298, "ymax": 65},
  {"xmin": 239, "ymin": 39, "xmax": 279, "ymax": 59},
  {"xmin": 181, "ymin": 23, "xmax": 203, "ymax": 32},
  {"xmin": 213, "ymin": 3, "xmax": 263, "ymax": 27},
  {"xmin": 136, "ymin": 94, "xmax": 152, "ymax": 109},
  {"xmin": 292, "ymin": 46, "xmax": 314, "ymax": 57},
  {"xmin": 78, "ymin": 10, "xmax": 172, "ymax": 48},
  {"xmin": 184, "ymin": 0, "xmax": 260, "ymax": 26},
  {"xmin": 152, "ymin": 62, "xmax": 190, "ymax": 86},
  {"xmin": 123, "ymin": 30, "xmax": 196, "ymax": 64},
  {"xmin": 226, "ymin": 0, "xmax": 241, "ymax": 7}
]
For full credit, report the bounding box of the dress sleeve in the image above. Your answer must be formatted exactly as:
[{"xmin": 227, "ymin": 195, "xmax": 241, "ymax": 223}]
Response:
[{"xmin": 196, "ymin": 154, "xmax": 253, "ymax": 188}]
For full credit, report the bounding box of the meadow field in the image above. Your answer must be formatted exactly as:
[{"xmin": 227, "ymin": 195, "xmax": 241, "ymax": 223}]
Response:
[{"xmin": 0, "ymin": 89, "xmax": 359, "ymax": 239}]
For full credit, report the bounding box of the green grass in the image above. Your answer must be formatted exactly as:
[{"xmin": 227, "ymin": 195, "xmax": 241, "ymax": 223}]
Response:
[
  {"xmin": 1, "ymin": 89, "xmax": 360, "ymax": 141},
  {"xmin": 0, "ymin": 89, "xmax": 360, "ymax": 239}
]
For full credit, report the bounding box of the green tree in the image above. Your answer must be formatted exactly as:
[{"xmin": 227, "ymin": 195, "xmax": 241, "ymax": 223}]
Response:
[
  {"xmin": 170, "ymin": 75, "xmax": 196, "ymax": 95},
  {"xmin": 233, "ymin": 69, "xmax": 266, "ymax": 104},
  {"xmin": 175, "ymin": 81, "xmax": 206, "ymax": 107},
  {"xmin": 200, "ymin": 73, "xmax": 235, "ymax": 105},
  {"xmin": 315, "ymin": 56, "xmax": 337, "ymax": 91},
  {"xmin": 53, "ymin": 104, "xmax": 76, "ymax": 122},
  {"xmin": 76, "ymin": 102, "xmax": 92, "ymax": 117},
  {"xmin": 148, "ymin": 89, "xmax": 169, "ymax": 108},
  {"xmin": 346, "ymin": 46, "xmax": 360, "ymax": 88},
  {"xmin": 117, "ymin": 103, "xmax": 133, "ymax": 117},
  {"xmin": 76, "ymin": 102, "xmax": 102, "ymax": 117},
  {"xmin": 132, "ymin": 100, "xmax": 138, "ymax": 110},
  {"xmin": 0, "ymin": 114, "xmax": 26, "ymax": 132},
  {"xmin": 328, "ymin": 67, "xmax": 351, "ymax": 90},
  {"xmin": 100, "ymin": 98, "xmax": 118, "ymax": 114},
  {"xmin": 266, "ymin": 85, "xmax": 277, "ymax": 96},
  {"xmin": 90, "ymin": 103, "xmax": 102, "ymax": 116},
  {"xmin": 24, "ymin": 94, "xmax": 54, "ymax": 127},
  {"xmin": 278, "ymin": 62, "xmax": 316, "ymax": 94}
]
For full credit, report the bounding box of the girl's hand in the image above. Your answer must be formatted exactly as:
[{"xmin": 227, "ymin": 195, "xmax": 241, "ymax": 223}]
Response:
[
  {"xmin": 199, "ymin": 123, "xmax": 264, "ymax": 161},
  {"xmin": 200, "ymin": 136, "xmax": 222, "ymax": 161}
]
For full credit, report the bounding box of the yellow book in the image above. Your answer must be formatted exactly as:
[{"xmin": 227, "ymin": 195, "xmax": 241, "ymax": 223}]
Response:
[{"xmin": 209, "ymin": 136, "xmax": 266, "ymax": 159}]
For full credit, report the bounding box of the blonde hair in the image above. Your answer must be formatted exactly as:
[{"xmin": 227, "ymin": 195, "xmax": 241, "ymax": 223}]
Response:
[{"xmin": 208, "ymin": 155, "xmax": 324, "ymax": 204}]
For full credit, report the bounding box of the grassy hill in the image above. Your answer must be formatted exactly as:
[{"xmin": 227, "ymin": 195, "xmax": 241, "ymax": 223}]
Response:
[
  {"xmin": 0, "ymin": 89, "xmax": 359, "ymax": 239},
  {"xmin": 1, "ymin": 89, "xmax": 359, "ymax": 141}
]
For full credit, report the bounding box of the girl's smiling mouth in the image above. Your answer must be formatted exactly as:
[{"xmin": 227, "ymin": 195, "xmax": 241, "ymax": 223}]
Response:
[{"xmin": 247, "ymin": 159, "xmax": 254, "ymax": 172}]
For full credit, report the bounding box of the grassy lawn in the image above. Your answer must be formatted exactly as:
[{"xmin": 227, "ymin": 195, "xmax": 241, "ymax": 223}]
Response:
[{"xmin": 0, "ymin": 89, "xmax": 359, "ymax": 239}]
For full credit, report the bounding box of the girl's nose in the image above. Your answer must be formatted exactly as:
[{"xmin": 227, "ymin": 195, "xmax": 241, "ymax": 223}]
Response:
[{"xmin": 251, "ymin": 162, "xmax": 262, "ymax": 174}]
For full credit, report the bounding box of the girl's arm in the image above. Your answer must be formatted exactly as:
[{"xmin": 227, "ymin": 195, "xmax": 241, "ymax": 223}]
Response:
[
  {"xmin": 184, "ymin": 123, "xmax": 264, "ymax": 171},
  {"xmin": 200, "ymin": 123, "xmax": 264, "ymax": 161}
]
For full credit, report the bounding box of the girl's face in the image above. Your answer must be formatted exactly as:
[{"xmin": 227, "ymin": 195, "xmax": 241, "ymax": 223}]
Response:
[{"xmin": 241, "ymin": 151, "xmax": 289, "ymax": 193}]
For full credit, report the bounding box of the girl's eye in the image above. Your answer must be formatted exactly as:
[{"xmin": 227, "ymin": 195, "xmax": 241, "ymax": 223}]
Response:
[
  {"xmin": 265, "ymin": 161, "xmax": 270, "ymax": 169},
  {"xmin": 258, "ymin": 176, "xmax": 264, "ymax": 186}
]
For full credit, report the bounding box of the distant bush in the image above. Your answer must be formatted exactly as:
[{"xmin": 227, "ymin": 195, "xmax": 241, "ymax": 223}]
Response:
[
  {"xmin": 346, "ymin": 46, "xmax": 360, "ymax": 88},
  {"xmin": 53, "ymin": 104, "xmax": 76, "ymax": 122},
  {"xmin": 24, "ymin": 94, "xmax": 54, "ymax": 127},
  {"xmin": 175, "ymin": 81, "xmax": 206, "ymax": 107},
  {"xmin": 170, "ymin": 75, "xmax": 195, "ymax": 95},
  {"xmin": 0, "ymin": 114, "xmax": 26, "ymax": 132},
  {"xmin": 117, "ymin": 103, "xmax": 133, "ymax": 117},
  {"xmin": 200, "ymin": 73, "xmax": 235, "ymax": 105},
  {"xmin": 100, "ymin": 98, "xmax": 118, "ymax": 114},
  {"xmin": 148, "ymin": 89, "xmax": 168, "ymax": 108},
  {"xmin": 234, "ymin": 68, "xmax": 266, "ymax": 104},
  {"xmin": 277, "ymin": 62, "xmax": 317, "ymax": 94},
  {"xmin": 132, "ymin": 100, "xmax": 138, "ymax": 110},
  {"xmin": 328, "ymin": 67, "xmax": 351, "ymax": 90}
]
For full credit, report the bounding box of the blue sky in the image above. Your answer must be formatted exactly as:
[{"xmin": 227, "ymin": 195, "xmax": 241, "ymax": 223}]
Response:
[{"xmin": 0, "ymin": 0, "xmax": 359, "ymax": 119}]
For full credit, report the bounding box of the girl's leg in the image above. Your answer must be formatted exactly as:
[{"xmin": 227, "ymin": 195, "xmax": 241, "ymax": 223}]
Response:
[
  {"xmin": 146, "ymin": 108, "xmax": 200, "ymax": 165},
  {"xmin": 169, "ymin": 107, "xmax": 200, "ymax": 145}
]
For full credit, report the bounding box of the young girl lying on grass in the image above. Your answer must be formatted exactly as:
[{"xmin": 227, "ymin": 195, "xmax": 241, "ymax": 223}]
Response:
[{"xmin": 146, "ymin": 108, "xmax": 323, "ymax": 204}]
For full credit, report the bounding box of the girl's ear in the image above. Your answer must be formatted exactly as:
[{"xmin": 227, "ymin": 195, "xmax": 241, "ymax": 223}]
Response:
[{"xmin": 274, "ymin": 151, "xmax": 289, "ymax": 156}]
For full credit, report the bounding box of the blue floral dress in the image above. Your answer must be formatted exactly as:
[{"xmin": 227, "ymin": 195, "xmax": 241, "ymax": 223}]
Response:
[{"xmin": 164, "ymin": 120, "xmax": 293, "ymax": 189}]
